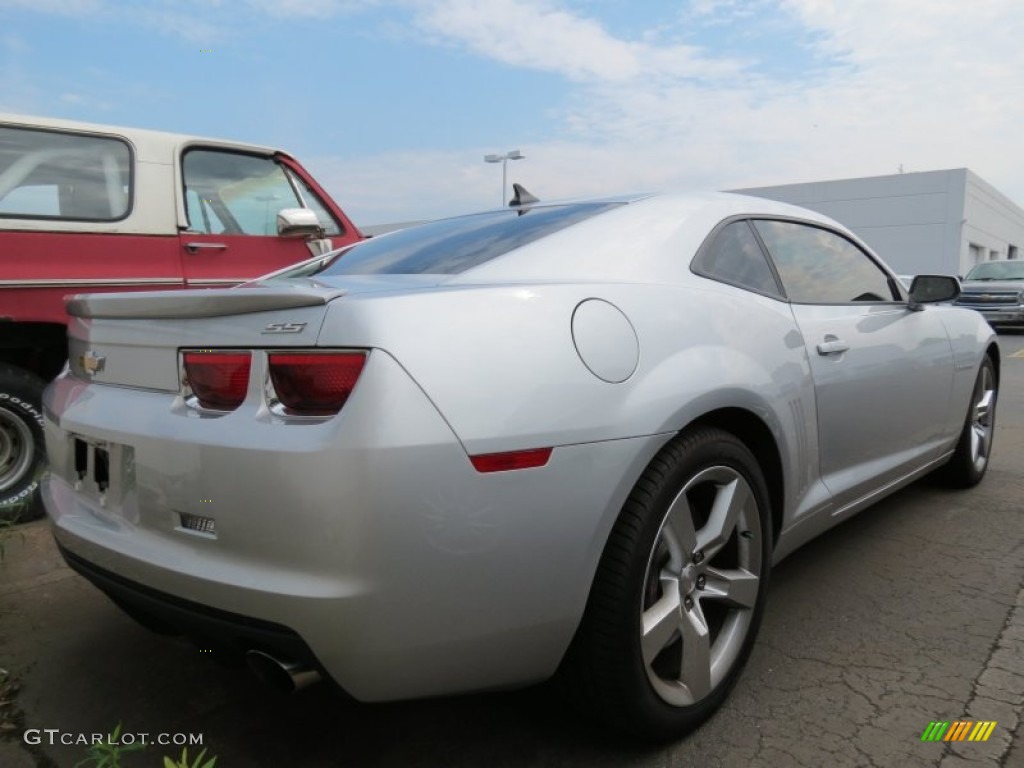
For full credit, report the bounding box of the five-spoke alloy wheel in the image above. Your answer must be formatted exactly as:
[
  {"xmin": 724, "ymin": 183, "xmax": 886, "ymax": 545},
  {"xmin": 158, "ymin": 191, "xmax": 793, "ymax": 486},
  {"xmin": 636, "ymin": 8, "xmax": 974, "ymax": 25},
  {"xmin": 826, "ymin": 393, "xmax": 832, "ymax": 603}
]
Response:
[
  {"xmin": 565, "ymin": 427, "xmax": 771, "ymax": 739},
  {"xmin": 641, "ymin": 465, "xmax": 763, "ymax": 708},
  {"xmin": 941, "ymin": 355, "xmax": 997, "ymax": 488}
]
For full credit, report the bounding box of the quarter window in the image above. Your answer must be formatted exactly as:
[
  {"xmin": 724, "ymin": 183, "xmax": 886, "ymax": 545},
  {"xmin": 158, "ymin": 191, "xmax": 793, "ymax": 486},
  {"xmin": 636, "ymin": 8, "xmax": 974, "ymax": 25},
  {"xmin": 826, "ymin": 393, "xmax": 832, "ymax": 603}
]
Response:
[
  {"xmin": 753, "ymin": 220, "xmax": 897, "ymax": 304},
  {"xmin": 692, "ymin": 220, "xmax": 782, "ymax": 297},
  {"xmin": 0, "ymin": 126, "xmax": 131, "ymax": 220}
]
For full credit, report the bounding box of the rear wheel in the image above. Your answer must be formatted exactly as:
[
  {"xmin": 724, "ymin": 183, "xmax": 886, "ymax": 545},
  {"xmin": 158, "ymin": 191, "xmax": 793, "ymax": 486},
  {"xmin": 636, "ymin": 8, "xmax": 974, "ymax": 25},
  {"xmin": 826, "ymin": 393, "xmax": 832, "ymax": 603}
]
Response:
[
  {"xmin": 0, "ymin": 364, "xmax": 46, "ymax": 522},
  {"xmin": 564, "ymin": 427, "xmax": 772, "ymax": 739},
  {"xmin": 939, "ymin": 355, "xmax": 997, "ymax": 488}
]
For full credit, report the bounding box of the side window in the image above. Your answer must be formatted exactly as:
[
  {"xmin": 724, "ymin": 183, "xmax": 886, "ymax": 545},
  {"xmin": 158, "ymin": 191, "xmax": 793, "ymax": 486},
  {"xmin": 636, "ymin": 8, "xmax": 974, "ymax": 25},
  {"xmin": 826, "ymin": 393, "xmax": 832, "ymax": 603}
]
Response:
[
  {"xmin": 182, "ymin": 149, "xmax": 304, "ymax": 235},
  {"xmin": 184, "ymin": 188, "xmax": 228, "ymax": 234},
  {"xmin": 692, "ymin": 220, "xmax": 782, "ymax": 297},
  {"xmin": 753, "ymin": 220, "xmax": 897, "ymax": 304},
  {"xmin": 284, "ymin": 168, "xmax": 343, "ymax": 237},
  {"xmin": 0, "ymin": 126, "xmax": 131, "ymax": 220}
]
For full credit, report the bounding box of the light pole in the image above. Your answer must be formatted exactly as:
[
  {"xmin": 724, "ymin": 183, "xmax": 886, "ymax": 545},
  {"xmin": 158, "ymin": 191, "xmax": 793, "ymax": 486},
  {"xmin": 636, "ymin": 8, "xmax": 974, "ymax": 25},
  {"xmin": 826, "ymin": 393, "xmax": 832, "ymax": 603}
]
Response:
[{"xmin": 484, "ymin": 149, "xmax": 524, "ymax": 206}]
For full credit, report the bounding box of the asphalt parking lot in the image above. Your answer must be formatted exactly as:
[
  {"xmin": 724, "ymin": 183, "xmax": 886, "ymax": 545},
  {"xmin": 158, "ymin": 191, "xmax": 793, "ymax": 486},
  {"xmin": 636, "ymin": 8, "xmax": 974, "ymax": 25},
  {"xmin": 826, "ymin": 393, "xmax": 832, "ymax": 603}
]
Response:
[{"xmin": 1, "ymin": 335, "xmax": 1022, "ymax": 768}]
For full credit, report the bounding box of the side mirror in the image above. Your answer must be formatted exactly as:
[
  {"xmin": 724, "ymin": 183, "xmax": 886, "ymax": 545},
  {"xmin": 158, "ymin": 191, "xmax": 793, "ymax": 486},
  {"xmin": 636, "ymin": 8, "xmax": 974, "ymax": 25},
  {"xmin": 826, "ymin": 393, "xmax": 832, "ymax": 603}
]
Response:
[
  {"xmin": 276, "ymin": 208, "xmax": 323, "ymax": 238},
  {"xmin": 909, "ymin": 274, "xmax": 960, "ymax": 306}
]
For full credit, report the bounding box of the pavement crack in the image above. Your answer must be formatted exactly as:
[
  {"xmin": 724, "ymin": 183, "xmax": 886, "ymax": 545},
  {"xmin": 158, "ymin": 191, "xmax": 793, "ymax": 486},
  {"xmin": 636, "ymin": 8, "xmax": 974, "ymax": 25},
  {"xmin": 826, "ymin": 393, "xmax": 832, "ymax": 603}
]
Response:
[{"xmin": 937, "ymin": 576, "xmax": 1024, "ymax": 768}]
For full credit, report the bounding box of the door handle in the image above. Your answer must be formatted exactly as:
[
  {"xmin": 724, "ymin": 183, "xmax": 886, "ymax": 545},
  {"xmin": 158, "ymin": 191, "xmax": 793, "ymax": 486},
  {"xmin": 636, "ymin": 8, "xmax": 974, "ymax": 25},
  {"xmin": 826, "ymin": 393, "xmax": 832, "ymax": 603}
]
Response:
[
  {"xmin": 184, "ymin": 242, "xmax": 228, "ymax": 254},
  {"xmin": 816, "ymin": 337, "xmax": 849, "ymax": 356}
]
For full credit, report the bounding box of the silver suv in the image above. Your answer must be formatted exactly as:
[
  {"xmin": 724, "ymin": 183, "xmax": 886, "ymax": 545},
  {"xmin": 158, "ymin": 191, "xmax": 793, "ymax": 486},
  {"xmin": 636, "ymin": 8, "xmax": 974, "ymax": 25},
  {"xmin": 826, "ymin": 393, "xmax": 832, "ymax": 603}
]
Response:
[{"xmin": 955, "ymin": 260, "xmax": 1024, "ymax": 330}]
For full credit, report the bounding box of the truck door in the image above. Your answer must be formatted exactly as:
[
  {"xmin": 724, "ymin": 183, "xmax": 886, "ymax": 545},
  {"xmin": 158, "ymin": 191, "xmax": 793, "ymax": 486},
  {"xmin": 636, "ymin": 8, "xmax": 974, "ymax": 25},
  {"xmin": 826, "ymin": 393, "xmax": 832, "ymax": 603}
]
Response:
[{"xmin": 177, "ymin": 148, "xmax": 356, "ymax": 287}]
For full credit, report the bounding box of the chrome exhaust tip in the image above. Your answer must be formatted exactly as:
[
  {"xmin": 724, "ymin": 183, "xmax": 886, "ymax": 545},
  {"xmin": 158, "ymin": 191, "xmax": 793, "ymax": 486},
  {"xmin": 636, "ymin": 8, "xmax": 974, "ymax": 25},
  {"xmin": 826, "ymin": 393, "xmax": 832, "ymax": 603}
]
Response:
[{"xmin": 245, "ymin": 650, "xmax": 321, "ymax": 693}]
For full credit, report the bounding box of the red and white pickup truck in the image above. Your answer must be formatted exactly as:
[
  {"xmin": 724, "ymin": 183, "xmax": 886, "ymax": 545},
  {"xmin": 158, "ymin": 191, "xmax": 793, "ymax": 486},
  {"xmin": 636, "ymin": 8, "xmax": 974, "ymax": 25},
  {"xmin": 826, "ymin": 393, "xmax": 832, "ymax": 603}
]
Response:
[{"xmin": 0, "ymin": 114, "xmax": 363, "ymax": 519}]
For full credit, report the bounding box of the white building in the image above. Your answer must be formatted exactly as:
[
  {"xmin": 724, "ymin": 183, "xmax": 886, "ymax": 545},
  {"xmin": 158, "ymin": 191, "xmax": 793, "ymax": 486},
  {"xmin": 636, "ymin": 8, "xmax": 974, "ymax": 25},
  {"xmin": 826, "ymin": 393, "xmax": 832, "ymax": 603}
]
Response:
[{"xmin": 732, "ymin": 168, "xmax": 1024, "ymax": 276}]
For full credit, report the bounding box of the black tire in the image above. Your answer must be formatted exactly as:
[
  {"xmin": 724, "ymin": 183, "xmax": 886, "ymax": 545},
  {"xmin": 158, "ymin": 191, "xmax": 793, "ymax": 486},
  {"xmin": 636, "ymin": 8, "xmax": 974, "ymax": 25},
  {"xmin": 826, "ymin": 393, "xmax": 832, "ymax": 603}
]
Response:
[
  {"xmin": 562, "ymin": 426, "xmax": 772, "ymax": 740},
  {"xmin": 939, "ymin": 355, "xmax": 997, "ymax": 489},
  {"xmin": 0, "ymin": 363, "xmax": 47, "ymax": 522}
]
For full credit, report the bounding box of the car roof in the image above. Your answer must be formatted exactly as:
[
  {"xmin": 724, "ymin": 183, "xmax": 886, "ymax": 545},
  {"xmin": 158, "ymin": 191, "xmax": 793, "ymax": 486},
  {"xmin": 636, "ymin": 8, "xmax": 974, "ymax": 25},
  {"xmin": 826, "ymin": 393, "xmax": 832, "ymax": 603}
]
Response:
[{"xmin": 433, "ymin": 191, "xmax": 861, "ymax": 286}]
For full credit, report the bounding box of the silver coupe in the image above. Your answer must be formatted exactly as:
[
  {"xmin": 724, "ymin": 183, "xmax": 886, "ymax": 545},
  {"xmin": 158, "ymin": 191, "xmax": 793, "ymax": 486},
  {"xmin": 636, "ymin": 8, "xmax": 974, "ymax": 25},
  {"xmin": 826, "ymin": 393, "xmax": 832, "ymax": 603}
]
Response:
[{"xmin": 43, "ymin": 192, "xmax": 999, "ymax": 739}]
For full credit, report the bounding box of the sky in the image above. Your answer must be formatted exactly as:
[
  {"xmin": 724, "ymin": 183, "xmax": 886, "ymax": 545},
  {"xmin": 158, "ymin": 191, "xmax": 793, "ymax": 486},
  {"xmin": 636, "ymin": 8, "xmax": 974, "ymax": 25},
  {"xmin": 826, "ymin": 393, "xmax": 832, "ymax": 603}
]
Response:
[{"xmin": 2, "ymin": 0, "xmax": 1023, "ymax": 227}]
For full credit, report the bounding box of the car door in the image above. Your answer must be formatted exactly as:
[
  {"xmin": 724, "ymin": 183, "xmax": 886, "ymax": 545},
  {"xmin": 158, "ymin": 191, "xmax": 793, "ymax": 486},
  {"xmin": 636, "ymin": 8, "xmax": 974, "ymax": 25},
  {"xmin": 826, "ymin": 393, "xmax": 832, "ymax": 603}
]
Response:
[
  {"xmin": 177, "ymin": 147, "xmax": 348, "ymax": 287},
  {"xmin": 752, "ymin": 219, "xmax": 955, "ymax": 510}
]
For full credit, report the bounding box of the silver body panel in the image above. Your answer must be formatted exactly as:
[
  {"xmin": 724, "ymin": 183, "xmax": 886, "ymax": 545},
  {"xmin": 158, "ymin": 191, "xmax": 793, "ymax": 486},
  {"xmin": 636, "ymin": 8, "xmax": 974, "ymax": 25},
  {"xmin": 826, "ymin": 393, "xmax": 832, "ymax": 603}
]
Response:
[
  {"xmin": 43, "ymin": 192, "xmax": 998, "ymax": 701},
  {"xmin": 790, "ymin": 302, "xmax": 954, "ymax": 506}
]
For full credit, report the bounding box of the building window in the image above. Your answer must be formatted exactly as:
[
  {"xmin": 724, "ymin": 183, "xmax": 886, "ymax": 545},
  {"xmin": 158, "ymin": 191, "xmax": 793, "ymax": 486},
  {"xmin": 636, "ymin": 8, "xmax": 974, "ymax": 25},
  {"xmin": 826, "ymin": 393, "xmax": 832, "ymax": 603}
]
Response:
[
  {"xmin": 1009, "ymin": 245, "xmax": 1019, "ymax": 260},
  {"xmin": 968, "ymin": 243, "xmax": 983, "ymax": 266}
]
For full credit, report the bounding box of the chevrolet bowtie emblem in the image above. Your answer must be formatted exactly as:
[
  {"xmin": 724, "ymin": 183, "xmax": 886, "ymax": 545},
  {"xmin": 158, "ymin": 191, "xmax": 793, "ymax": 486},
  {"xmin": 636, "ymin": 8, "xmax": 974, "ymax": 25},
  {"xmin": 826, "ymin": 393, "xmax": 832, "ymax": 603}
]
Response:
[{"xmin": 80, "ymin": 351, "xmax": 106, "ymax": 375}]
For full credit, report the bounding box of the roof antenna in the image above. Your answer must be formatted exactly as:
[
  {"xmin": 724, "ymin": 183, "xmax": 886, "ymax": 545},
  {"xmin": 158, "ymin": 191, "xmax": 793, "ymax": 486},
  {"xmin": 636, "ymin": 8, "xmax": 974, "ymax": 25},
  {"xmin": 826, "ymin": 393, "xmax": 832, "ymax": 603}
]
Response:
[{"xmin": 509, "ymin": 183, "xmax": 539, "ymax": 209}]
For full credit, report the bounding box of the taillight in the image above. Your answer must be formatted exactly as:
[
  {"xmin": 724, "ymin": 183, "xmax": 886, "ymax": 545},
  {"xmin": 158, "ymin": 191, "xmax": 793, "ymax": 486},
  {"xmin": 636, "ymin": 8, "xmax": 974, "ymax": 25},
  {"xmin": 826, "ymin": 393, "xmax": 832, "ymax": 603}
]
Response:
[
  {"xmin": 183, "ymin": 352, "xmax": 251, "ymax": 410},
  {"xmin": 268, "ymin": 352, "xmax": 366, "ymax": 416},
  {"xmin": 470, "ymin": 448, "xmax": 552, "ymax": 473}
]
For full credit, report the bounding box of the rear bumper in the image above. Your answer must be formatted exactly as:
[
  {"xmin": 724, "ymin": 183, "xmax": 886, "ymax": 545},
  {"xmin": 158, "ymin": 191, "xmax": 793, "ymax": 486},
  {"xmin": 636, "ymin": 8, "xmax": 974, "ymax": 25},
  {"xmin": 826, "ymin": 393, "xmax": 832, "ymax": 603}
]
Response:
[
  {"xmin": 59, "ymin": 542, "xmax": 325, "ymax": 675},
  {"xmin": 43, "ymin": 351, "xmax": 666, "ymax": 701}
]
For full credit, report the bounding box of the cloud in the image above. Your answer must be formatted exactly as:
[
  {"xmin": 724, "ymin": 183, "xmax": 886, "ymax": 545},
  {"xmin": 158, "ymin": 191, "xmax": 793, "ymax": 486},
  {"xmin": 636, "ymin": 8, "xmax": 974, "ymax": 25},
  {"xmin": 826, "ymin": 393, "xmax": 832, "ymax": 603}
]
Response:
[
  {"xmin": 314, "ymin": 136, "xmax": 771, "ymax": 227},
  {"xmin": 314, "ymin": 0, "xmax": 1024, "ymax": 223},
  {"xmin": 0, "ymin": 0, "xmax": 375, "ymax": 41},
  {"xmin": 784, "ymin": 0, "xmax": 1023, "ymax": 73},
  {"xmin": 244, "ymin": 0, "xmax": 377, "ymax": 18},
  {"xmin": 0, "ymin": 0, "xmax": 100, "ymax": 12},
  {"xmin": 309, "ymin": 148, "xmax": 500, "ymax": 226},
  {"xmin": 0, "ymin": 1, "xmax": 224, "ymax": 42},
  {"xmin": 413, "ymin": 0, "xmax": 643, "ymax": 81},
  {"xmin": 0, "ymin": 34, "xmax": 42, "ymax": 113},
  {"xmin": 131, "ymin": 7, "xmax": 226, "ymax": 44},
  {"xmin": 2, "ymin": 34, "xmax": 30, "ymax": 54},
  {"xmin": 6, "ymin": 0, "xmax": 1024, "ymax": 222},
  {"xmin": 411, "ymin": 0, "xmax": 746, "ymax": 83},
  {"xmin": 690, "ymin": 0, "xmax": 768, "ymax": 17}
]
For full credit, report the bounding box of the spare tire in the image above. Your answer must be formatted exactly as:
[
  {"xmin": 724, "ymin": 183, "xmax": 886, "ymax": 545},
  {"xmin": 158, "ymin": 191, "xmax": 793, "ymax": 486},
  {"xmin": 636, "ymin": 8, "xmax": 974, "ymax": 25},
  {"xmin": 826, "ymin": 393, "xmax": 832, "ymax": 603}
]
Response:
[{"xmin": 0, "ymin": 363, "xmax": 46, "ymax": 522}]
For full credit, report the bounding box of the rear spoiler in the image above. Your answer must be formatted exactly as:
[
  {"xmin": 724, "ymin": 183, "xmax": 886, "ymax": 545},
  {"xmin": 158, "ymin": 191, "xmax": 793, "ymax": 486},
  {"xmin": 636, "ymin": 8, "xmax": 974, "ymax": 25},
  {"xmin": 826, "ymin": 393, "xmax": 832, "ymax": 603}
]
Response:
[{"xmin": 66, "ymin": 286, "xmax": 346, "ymax": 319}]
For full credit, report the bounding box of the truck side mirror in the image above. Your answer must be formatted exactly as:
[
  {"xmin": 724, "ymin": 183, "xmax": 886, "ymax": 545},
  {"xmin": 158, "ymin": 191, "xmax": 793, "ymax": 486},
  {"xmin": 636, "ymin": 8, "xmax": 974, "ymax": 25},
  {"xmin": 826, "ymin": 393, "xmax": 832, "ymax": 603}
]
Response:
[{"xmin": 277, "ymin": 208, "xmax": 323, "ymax": 238}]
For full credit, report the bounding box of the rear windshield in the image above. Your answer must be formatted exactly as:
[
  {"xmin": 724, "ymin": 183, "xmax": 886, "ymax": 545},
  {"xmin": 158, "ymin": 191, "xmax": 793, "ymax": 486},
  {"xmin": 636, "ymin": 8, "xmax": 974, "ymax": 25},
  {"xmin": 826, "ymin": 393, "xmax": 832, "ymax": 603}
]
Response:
[{"xmin": 313, "ymin": 202, "xmax": 622, "ymax": 276}]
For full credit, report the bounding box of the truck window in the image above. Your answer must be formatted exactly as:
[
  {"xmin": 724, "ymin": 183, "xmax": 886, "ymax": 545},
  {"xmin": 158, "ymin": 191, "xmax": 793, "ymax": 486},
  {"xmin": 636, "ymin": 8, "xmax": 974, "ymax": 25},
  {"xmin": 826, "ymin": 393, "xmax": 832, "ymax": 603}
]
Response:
[
  {"xmin": 183, "ymin": 149, "xmax": 308, "ymax": 236},
  {"xmin": 284, "ymin": 167, "xmax": 344, "ymax": 237},
  {"xmin": 0, "ymin": 126, "xmax": 132, "ymax": 221}
]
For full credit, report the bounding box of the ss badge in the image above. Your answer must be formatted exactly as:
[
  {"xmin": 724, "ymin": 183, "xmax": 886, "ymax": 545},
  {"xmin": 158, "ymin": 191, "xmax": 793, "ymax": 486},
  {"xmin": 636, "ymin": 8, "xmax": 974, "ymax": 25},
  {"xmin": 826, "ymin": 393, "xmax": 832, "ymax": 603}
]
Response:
[{"xmin": 262, "ymin": 321, "xmax": 307, "ymax": 335}]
